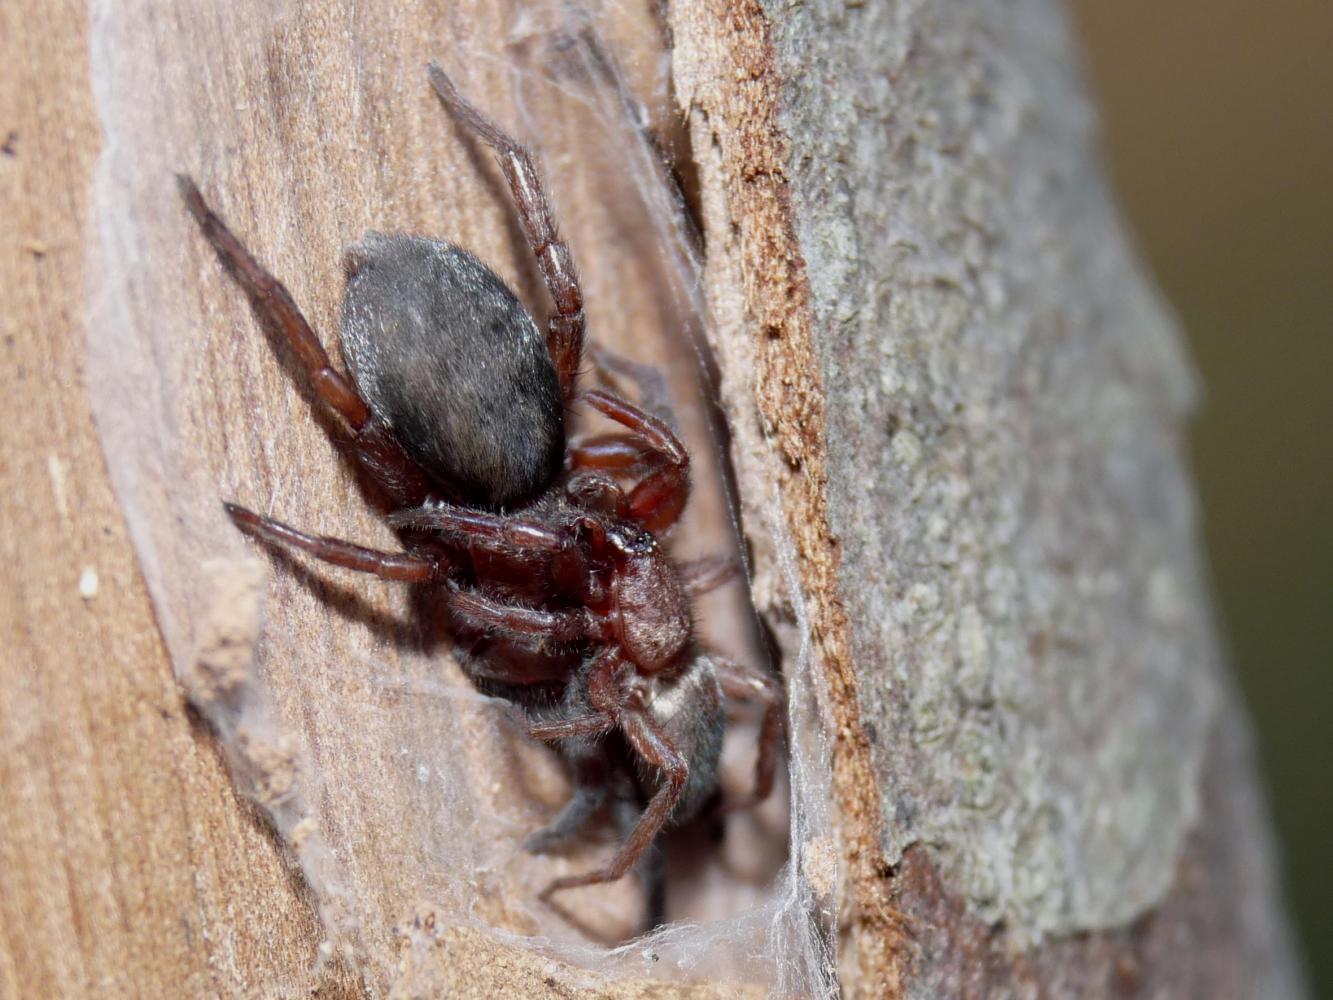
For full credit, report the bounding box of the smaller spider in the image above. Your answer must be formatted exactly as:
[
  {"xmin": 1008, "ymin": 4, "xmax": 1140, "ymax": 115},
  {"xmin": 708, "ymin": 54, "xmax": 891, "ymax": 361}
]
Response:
[{"xmin": 179, "ymin": 65, "xmax": 783, "ymax": 907}]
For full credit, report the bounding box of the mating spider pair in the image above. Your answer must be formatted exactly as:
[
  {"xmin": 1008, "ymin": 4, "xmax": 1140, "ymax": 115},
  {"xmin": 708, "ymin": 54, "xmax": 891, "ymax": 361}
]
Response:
[{"xmin": 180, "ymin": 65, "xmax": 783, "ymax": 904}]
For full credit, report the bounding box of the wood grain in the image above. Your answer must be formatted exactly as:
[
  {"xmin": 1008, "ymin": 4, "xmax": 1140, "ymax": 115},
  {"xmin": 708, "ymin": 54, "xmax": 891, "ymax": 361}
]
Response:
[{"xmin": 0, "ymin": 1, "xmax": 335, "ymax": 996}]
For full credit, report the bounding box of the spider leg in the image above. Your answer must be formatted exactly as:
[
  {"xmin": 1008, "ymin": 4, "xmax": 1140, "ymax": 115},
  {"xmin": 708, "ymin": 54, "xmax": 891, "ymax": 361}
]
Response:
[
  {"xmin": 571, "ymin": 347, "xmax": 685, "ymax": 482},
  {"xmin": 567, "ymin": 433, "xmax": 665, "ymax": 487},
  {"xmin": 523, "ymin": 755, "xmax": 611, "ymax": 855},
  {"xmin": 563, "ymin": 471, "xmax": 631, "ymax": 519},
  {"xmin": 428, "ymin": 65, "xmax": 585, "ymax": 402},
  {"xmin": 540, "ymin": 692, "xmax": 688, "ymax": 901},
  {"xmin": 226, "ymin": 503, "xmax": 440, "ymax": 582},
  {"xmin": 588, "ymin": 343, "xmax": 677, "ymax": 427},
  {"xmin": 712, "ymin": 656, "xmax": 785, "ymax": 810},
  {"xmin": 611, "ymin": 781, "xmax": 668, "ymax": 930},
  {"xmin": 448, "ymin": 591, "xmax": 604, "ymax": 644},
  {"xmin": 580, "ymin": 389, "xmax": 690, "ymax": 534},
  {"xmin": 679, "ymin": 556, "xmax": 742, "ymax": 597},
  {"xmin": 527, "ymin": 712, "xmax": 617, "ymax": 742},
  {"xmin": 180, "ymin": 177, "xmax": 431, "ymax": 509},
  {"xmin": 389, "ymin": 504, "xmax": 566, "ymax": 556},
  {"xmin": 524, "ymin": 650, "xmax": 620, "ymax": 854},
  {"xmin": 528, "ymin": 648, "xmax": 622, "ymax": 743}
]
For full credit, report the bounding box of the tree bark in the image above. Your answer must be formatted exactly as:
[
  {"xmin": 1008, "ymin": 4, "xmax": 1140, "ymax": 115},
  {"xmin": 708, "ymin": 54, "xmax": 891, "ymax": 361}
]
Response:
[
  {"xmin": 0, "ymin": 0, "xmax": 1302, "ymax": 997},
  {"xmin": 670, "ymin": 0, "xmax": 1304, "ymax": 994}
]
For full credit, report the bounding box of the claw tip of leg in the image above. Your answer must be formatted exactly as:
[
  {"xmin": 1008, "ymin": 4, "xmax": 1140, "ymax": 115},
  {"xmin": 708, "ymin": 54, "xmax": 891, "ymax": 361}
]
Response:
[
  {"xmin": 176, "ymin": 174, "xmax": 211, "ymax": 226},
  {"xmin": 223, "ymin": 501, "xmax": 255, "ymax": 529}
]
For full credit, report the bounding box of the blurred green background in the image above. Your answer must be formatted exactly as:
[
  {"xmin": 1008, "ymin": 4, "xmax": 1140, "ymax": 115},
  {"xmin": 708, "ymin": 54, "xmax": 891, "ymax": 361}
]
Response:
[{"xmin": 1068, "ymin": 0, "xmax": 1331, "ymax": 990}]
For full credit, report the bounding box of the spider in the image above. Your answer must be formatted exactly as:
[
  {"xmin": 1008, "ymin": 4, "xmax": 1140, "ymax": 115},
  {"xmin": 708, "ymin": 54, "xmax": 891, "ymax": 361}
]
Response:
[{"xmin": 179, "ymin": 64, "xmax": 784, "ymax": 906}]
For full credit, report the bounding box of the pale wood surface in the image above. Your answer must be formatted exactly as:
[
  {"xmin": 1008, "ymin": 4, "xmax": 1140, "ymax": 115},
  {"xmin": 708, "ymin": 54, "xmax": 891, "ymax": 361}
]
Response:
[{"xmin": 0, "ymin": 1, "xmax": 333, "ymax": 995}]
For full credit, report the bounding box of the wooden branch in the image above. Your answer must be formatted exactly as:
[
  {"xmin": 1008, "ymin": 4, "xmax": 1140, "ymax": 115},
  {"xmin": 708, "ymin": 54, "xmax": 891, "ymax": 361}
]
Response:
[
  {"xmin": 671, "ymin": 0, "xmax": 1304, "ymax": 994},
  {"xmin": 0, "ymin": 0, "xmax": 1302, "ymax": 996}
]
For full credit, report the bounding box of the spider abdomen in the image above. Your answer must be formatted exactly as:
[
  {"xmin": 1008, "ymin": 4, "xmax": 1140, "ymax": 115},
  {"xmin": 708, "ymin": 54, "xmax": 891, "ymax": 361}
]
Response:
[
  {"xmin": 639, "ymin": 655, "xmax": 724, "ymax": 823},
  {"xmin": 340, "ymin": 234, "xmax": 564, "ymax": 510}
]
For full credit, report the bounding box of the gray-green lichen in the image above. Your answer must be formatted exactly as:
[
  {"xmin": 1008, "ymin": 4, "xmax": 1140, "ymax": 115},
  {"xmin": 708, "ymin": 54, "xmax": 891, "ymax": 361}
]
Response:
[{"xmin": 763, "ymin": 0, "xmax": 1221, "ymax": 940}]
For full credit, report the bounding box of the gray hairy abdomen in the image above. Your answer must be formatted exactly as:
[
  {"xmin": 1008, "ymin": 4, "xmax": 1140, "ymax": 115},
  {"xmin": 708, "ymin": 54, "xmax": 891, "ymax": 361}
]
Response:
[
  {"xmin": 340, "ymin": 234, "xmax": 563, "ymax": 510},
  {"xmin": 642, "ymin": 655, "xmax": 724, "ymax": 824}
]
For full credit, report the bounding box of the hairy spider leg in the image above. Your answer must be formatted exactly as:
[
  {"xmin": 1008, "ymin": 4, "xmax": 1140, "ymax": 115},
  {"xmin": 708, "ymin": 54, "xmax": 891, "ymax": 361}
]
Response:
[
  {"xmin": 389, "ymin": 504, "xmax": 568, "ymax": 554},
  {"xmin": 179, "ymin": 176, "xmax": 431, "ymax": 509},
  {"xmin": 231, "ymin": 493, "xmax": 576, "ymax": 581},
  {"xmin": 568, "ymin": 346, "xmax": 685, "ymax": 481},
  {"xmin": 527, "ymin": 714, "xmax": 617, "ymax": 742},
  {"xmin": 522, "ymin": 754, "xmax": 611, "ymax": 854},
  {"xmin": 448, "ymin": 591, "xmax": 604, "ymax": 645},
  {"xmin": 712, "ymin": 656, "xmax": 785, "ymax": 810},
  {"xmin": 588, "ymin": 343, "xmax": 678, "ymax": 427},
  {"xmin": 524, "ymin": 648, "xmax": 620, "ymax": 854},
  {"xmin": 623, "ymin": 789, "xmax": 668, "ymax": 931},
  {"xmin": 224, "ymin": 505, "xmax": 606, "ymax": 694},
  {"xmin": 229, "ymin": 498, "xmax": 574, "ymax": 584},
  {"xmin": 225, "ymin": 503, "xmax": 441, "ymax": 582},
  {"xmin": 577, "ymin": 389, "xmax": 691, "ymax": 534},
  {"xmin": 566, "ymin": 434, "xmax": 651, "ymax": 471},
  {"xmin": 524, "ymin": 653, "xmax": 693, "ymax": 902},
  {"xmin": 526, "ymin": 646, "xmax": 622, "ymax": 744},
  {"xmin": 428, "ymin": 65, "xmax": 586, "ymax": 402},
  {"xmin": 539, "ymin": 690, "xmax": 688, "ymax": 901},
  {"xmin": 563, "ymin": 471, "xmax": 633, "ymax": 520}
]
